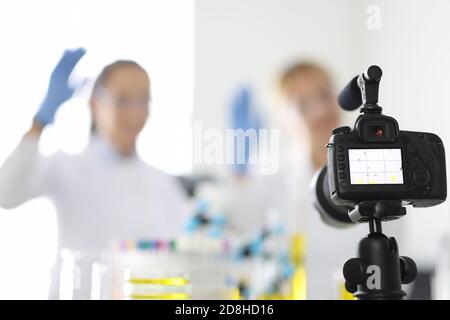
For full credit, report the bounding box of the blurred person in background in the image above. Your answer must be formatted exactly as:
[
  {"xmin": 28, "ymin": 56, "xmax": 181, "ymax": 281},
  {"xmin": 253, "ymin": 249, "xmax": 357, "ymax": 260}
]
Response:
[
  {"xmin": 279, "ymin": 62, "xmax": 340, "ymax": 170},
  {"xmin": 0, "ymin": 48, "xmax": 189, "ymax": 298},
  {"xmin": 277, "ymin": 61, "xmax": 364, "ymax": 299},
  {"xmin": 229, "ymin": 61, "xmax": 363, "ymax": 299},
  {"xmin": 228, "ymin": 63, "xmax": 341, "ymax": 234}
]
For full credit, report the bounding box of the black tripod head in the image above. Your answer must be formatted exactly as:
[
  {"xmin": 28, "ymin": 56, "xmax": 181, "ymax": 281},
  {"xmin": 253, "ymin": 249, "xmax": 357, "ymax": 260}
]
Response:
[{"xmin": 342, "ymin": 200, "xmax": 417, "ymax": 300}]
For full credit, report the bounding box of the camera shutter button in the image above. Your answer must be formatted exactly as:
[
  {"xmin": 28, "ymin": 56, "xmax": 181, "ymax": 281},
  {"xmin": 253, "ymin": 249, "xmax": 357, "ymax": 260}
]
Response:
[{"xmin": 332, "ymin": 126, "xmax": 351, "ymax": 135}]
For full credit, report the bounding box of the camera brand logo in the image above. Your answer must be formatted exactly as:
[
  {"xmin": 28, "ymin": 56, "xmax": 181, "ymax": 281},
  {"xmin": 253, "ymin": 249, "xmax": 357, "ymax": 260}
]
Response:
[
  {"xmin": 366, "ymin": 265, "xmax": 381, "ymax": 290},
  {"xmin": 192, "ymin": 121, "xmax": 280, "ymax": 175},
  {"xmin": 367, "ymin": 5, "xmax": 381, "ymax": 30}
]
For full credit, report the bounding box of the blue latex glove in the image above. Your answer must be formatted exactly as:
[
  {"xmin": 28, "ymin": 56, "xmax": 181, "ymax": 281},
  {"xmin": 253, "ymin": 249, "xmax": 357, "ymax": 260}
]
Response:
[
  {"xmin": 229, "ymin": 86, "xmax": 263, "ymax": 175},
  {"xmin": 34, "ymin": 48, "xmax": 86, "ymax": 126}
]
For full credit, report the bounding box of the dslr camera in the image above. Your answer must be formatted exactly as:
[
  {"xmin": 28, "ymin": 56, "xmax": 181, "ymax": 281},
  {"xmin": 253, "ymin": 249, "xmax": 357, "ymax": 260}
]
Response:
[
  {"xmin": 313, "ymin": 65, "xmax": 447, "ymax": 225},
  {"xmin": 311, "ymin": 65, "xmax": 447, "ymax": 300}
]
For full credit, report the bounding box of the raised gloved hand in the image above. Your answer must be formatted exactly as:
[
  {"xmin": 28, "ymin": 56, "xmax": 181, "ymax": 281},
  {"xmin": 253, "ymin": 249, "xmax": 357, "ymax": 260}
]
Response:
[
  {"xmin": 34, "ymin": 48, "xmax": 86, "ymax": 126},
  {"xmin": 229, "ymin": 86, "xmax": 263, "ymax": 175}
]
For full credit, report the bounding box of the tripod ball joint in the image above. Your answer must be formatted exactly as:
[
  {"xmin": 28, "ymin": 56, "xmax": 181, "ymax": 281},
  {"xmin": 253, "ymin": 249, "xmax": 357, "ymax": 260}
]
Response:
[
  {"xmin": 343, "ymin": 254, "xmax": 418, "ymax": 296},
  {"xmin": 342, "ymin": 233, "xmax": 417, "ymax": 299}
]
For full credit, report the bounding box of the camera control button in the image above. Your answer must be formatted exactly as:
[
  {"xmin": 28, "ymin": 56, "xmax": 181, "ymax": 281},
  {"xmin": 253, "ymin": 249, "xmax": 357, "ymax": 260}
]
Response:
[
  {"xmin": 410, "ymin": 167, "xmax": 430, "ymax": 187},
  {"xmin": 338, "ymin": 163, "xmax": 345, "ymax": 170},
  {"xmin": 340, "ymin": 181, "xmax": 348, "ymax": 188},
  {"xmin": 339, "ymin": 172, "xmax": 345, "ymax": 179},
  {"xmin": 337, "ymin": 146, "xmax": 344, "ymax": 152},
  {"xmin": 338, "ymin": 155, "xmax": 345, "ymax": 161}
]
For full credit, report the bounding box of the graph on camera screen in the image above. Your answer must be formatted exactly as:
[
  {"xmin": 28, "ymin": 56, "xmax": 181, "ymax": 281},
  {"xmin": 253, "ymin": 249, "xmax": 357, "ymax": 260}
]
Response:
[{"xmin": 348, "ymin": 148, "xmax": 404, "ymax": 185}]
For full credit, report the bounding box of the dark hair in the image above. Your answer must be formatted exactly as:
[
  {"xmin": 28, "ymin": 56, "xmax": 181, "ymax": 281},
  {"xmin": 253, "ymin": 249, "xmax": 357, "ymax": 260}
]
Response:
[
  {"xmin": 279, "ymin": 61, "xmax": 332, "ymax": 93},
  {"xmin": 90, "ymin": 60, "xmax": 149, "ymax": 132}
]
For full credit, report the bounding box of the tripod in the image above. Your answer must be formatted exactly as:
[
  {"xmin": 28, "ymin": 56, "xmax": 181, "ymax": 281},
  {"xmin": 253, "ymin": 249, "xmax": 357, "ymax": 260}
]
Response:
[{"xmin": 343, "ymin": 201, "xmax": 417, "ymax": 300}]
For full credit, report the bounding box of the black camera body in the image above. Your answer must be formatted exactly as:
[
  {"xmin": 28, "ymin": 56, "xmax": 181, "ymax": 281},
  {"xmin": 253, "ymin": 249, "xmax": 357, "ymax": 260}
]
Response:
[
  {"xmin": 327, "ymin": 113, "xmax": 447, "ymax": 208},
  {"xmin": 312, "ymin": 65, "xmax": 447, "ymax": 223}
]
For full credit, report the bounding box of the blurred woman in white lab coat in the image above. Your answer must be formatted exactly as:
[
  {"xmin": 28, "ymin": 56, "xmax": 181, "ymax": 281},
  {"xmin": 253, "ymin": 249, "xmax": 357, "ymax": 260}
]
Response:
[
  {"xmin": 0, "ymin": 49, "xmax": 189, "ymax": 298},
  {"xmin": 277, "ymin": 63, "xmax": 366, "ymax": 299},
  {"xmin": 229, "ymin": 62, "xmax": 365, "ymax": 299}
]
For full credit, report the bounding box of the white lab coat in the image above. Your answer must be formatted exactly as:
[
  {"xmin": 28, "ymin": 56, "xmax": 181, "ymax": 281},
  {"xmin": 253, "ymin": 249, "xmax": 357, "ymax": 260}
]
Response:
[{"xmin": 0, "ymin": 134, "xmax": 189, "ymax": 298}]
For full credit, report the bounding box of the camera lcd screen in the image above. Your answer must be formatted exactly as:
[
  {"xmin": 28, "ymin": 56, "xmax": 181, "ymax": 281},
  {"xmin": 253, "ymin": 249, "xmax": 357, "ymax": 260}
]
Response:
[{"xmin": 348, "ymin": 148, "xmax": 404, "ymax": 185}]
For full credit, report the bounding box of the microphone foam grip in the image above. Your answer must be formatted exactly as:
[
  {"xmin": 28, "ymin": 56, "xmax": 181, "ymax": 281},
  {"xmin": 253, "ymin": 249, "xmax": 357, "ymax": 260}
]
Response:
[{"xmin": 338, "ymin": 76, "xmax": 362, "ymax": 111}]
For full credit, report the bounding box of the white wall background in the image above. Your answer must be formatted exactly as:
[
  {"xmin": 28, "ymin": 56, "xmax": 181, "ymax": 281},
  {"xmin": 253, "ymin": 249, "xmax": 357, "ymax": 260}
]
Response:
[
  {"xmin": 194, "ymin": 0, "xmax": 450, "ymax": 269},
  {"xmin": 0, "ymin": 0, "xmax": 193, "ymax": 298},
  {"xmin": 194, "ymin": 0, "xmax": 364, "ymax": 177}
]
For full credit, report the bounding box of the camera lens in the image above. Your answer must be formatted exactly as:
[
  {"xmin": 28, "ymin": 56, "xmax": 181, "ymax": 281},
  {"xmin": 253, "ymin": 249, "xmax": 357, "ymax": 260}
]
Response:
[{"xmin": 310, "ymin": 166, "xmax": 354, "ymax": 227}]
